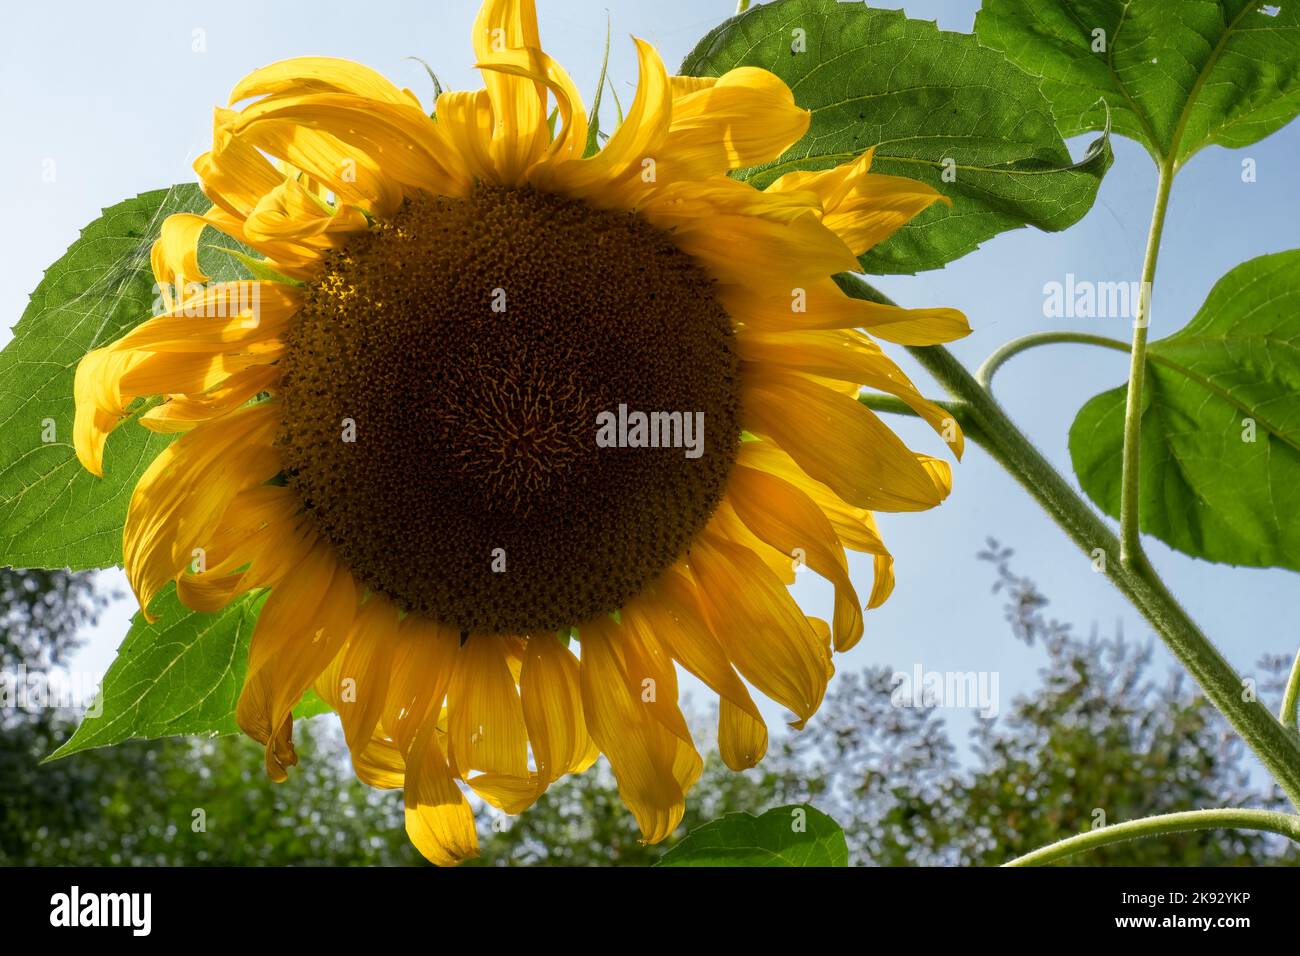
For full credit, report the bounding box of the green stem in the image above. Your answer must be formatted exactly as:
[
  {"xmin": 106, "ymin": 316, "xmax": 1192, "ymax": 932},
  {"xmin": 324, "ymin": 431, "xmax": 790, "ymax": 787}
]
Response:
[
  {"xmin": 906, "ymin": 341, "xmax": 1300, "ymax": 808},
  {"xmin": 735, "ymin": 0, "xmax": 751, "ymax": 13},
  {"xmin": 923, "ymin": 345, "xmax": 1300, "ymax": 807},
  {"xmin": 843, "ymin": 277, "xmax": 1300, "ymax": 808},
  {"xmin": 976, "ymin": 331, "xmax": 1129, "ymax": 391},
  {"xmin": 1003, "ymin": 809, "xmax": 1300, "ymax": 867},
  {"xmin": 1282, "ymin": 645, "xmax": 1300, "ymax": 731},
  {"xmin": 1119, "ymin": 162, "xmax": 1175, "ymax": 568}
]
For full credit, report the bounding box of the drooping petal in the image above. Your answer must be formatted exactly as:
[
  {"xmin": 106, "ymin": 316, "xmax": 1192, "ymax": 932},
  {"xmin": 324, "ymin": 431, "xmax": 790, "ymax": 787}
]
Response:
[
  {"xmin": 138, "ymin": 364, "xmax": 281, "ymax": 434},
  {"xmin": 230, "ymin": 56, "xmax": 423, "ymax": 108},
  {"xmin": 226, "ymin": 92, "xmax": 469, "ymax": 198},
  {"xmin": 726, "ymin": 464, "xmax": 865, "ymax": 651},
  {"xmin": 721, "ymin": 278, "xmax": 971, "ymax": 344},
  {"xmin": 123, "ymin": 403, "xmax": 283, "ymax": 616},
  {"xmin": 659, "ymin": 67, "xmax": 809, "ymax": 180},
  {"xmin": 744, "ymin": 369, "xmax": 950, "ymax": 512},
  {"xmin": 446, "ymin": 634, "xmax": 529, "ymax": 779},
  {"xmin": 768, "ymin": 148, "xmax": 952, "ymax": 255},
  {"xmin": 736, "ymin": 327, "xmax": 964, "ymax": 458},
  {"xmin": 475, "ymin": 45, "xmax": 589, "ymax": 168},
  {"xmin": 174, "ymin": 483, "xmax": 301, "ymax": 612},
  {"xmin": 236, "ymin": 534, "xmax": 359, "ymax": 781},
  {"xmin": 383, "ymin": 615, "xmax": 460, "ymax": 755},
  {"xmin": 579, "ymin": 615, "xmax": 701, "ymax": 844},
  {"xmin": 519, "ymin": 633, "xmax": 597, "ymax": 782},
  {"xmin": 331, "ymin": 599, "xmax": 401, "ymax": 759},
  {"xmin": 642, "ymin": 569, "xmax": 768, "ymax": 769},
  {"xmin": 404, "ymin": 715, "xmax": 479, "ymax": 865},
  {"xmin": 688, "ymin": 532, "xmax": 832, "ymax": 729}
]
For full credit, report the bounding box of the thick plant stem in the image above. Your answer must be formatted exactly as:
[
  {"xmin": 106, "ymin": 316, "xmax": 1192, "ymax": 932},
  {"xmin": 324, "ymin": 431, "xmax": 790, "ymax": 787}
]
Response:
[
  {"xmin": 976, "ymin": 331, "xmax": 1129, "ymax": 391},
  {"xmin": 1003, "ymin": 809, "xmax": 1300, "ymax": 867},
  {"xmin": 893, "ymin": 339, "xmax": 1300, "ymax": 808},
  {"xmin": 1119, "ymin": 163, "xmax": 1175, "ymax": 568},
  {"xmin": 1282, "ymin": 645, "xmax": 1300, "ymax": 731},
  {"xmin": 735, "ymin": 0, "xmax": 751, "ymax": 13}
]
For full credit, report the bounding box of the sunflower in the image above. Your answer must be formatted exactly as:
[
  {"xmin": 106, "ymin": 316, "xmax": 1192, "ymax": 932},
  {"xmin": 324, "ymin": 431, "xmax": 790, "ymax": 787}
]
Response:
[{"xmin": 73, "ymin": 0, "xmax": 968, "ymax": 864}]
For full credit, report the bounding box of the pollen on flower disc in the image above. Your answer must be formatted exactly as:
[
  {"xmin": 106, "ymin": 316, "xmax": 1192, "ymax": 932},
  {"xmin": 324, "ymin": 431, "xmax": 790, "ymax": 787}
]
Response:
[{"xmin": 278, "ymin": 187, "xmax": 741, "ymax": 634}]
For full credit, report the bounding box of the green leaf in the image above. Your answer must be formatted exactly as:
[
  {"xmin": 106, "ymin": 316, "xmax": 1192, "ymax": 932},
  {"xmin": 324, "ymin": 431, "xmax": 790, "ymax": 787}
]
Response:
[
  {"xmin": 976, "ymin": 0, "xmax": 1300, "ymax": 167},
  {"xmin": 583, "ymin": 13, "xmax": 613, "ymax": 159},
  {"xmin": 49, "ymin": 585, "xmax": 329, "ymax": 759},
  {"xmin": 1069, "ymin": 251, "xmax": 1300, "ymax": 570},
  {"xmin": 49, "ymin": 586, "xmax": 260, "ymax": 758},
  {"xmin": 680, "ymin": 0, "xmax": 1112, "ymax": 274},
  {"xmin": 657, "ymin": 804, "xmax": 848, "ymax": 866},
  {"xmin": 0, "ymin": 184, "xmax": 255, "ymax": 570}
]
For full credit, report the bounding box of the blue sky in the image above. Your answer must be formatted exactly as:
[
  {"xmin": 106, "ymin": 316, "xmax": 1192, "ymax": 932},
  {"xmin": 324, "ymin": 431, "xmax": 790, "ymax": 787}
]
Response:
[{"xmin": 3, "ymin": 1, "xmax": 1298, "ymax": 765}]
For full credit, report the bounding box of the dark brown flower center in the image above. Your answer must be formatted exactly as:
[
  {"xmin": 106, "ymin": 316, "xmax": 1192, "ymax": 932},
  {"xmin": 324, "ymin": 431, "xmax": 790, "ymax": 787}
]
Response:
[{"xmin": 277, "ymin": 186, "xmax": 741, "ymax": 634}]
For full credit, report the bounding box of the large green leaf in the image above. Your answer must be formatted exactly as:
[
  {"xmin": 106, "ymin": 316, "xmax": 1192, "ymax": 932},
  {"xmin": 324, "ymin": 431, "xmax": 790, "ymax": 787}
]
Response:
[
  {"xmin": 0, "ymin": 185, "xmax": 249, "ymax": 570},
  {"xmin": 976, "ymin": 0, "xmax": 1300, "ymax": 167},
  {"xmin": 1070, "ymin": 251, "xmax": 1300, "ymax": 570},
  {"xmin": 680, "ymin": 0, "xmax": 1112, "ymax": 274},
  {"xmin": 49, "ymin": 587, "xmax": 260, "ymax": 758},
  {"xmin": 657, "ymin": 804, "xmax": 848, "ymax": 866},
  {"xmin": 49, "ymin": 585, "xmax": 328, "ymax": 759}
]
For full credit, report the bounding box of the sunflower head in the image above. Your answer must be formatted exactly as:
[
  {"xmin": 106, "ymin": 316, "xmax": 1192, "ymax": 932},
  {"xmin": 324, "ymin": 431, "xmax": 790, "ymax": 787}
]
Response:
[{"xmin": 73, "ymin": 0, "xmax": 968, "ymax": 864}]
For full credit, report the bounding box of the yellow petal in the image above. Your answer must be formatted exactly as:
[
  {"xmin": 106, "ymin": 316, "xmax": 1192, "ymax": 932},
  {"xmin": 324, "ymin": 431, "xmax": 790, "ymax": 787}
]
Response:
[
  {"xmin": 243, "ymin": 176, "xmax": 368, "ymax": 249},
  {"xmin": 620, "ymin": 606, "xmax": 693, "ymax": 743},
  {"xmin": 196, "ymin": 120, "xmax": 285, "ymax": 218},
  {"xmin": 472, "ymin": 0, "xmax": 549, "ymax": 185},
  {"xmin": 231, "ymin": 56, "xmax": 421, "ymax": 107},
  {"xmin": 138, "ymin": 363, "xmax": 280, "ymax": 434},
  {"xmin": 353, "ymin": 731, "xmax": 406, "ymax": 790},
  {"xmin": 123, "ymin": 403, "xmax": 282, "ymax": 616},
  {"xmin": 736, "ymin": 327, "xmax": 964, "ymax": 458},
  {"xmin": 446, "ymin": 634, "xmax": 529, "ymax": 779},
  {"xmin": 579, "ymin": 615, "xmax": 701, "ymax": 844},
  {"xmin": 667, "ymin": 209, "xmax": 858, "ymax": 288},
  {"xmin": 404, "ymin": 715, "xmax": 479, "ymax": 865},
  {"xmin": 214, "ymin": 117, "xmax": 403, "ymax": 220},
  {"xmin": 688, "ymin": 532, "xmax": 832, "ymax": 729},
  {"xmin": 736, "ymin": 440, "xmax": 889, "ymax": 554},
  {"xmin": 744, "ymin": 370, "xmax": 948, "ymax": 512},
  {"xmin": 475, "ymin": 45, "xmax": 589, "ymax": 168},
  {"xmin": 174, "ymin": 483, "xmax": 300, "ymax": 612},
  {"xmin": 228, "ymin": 93, "xmax": 469, "ymax": 198},
  {"xmin": 727, "ymin": 464, "xmax": 864, "ymax": 652},
  {"xmin": 465, "ymin": 771, "xmax": 549, "ymax": 814},
  {"xmin": 768, "ymin": 149, "xmax": 951, "ymax": 255},
  {"xmin": 331, "ymin": 599, "xmax": 400, "ymax": 758},
  {"xmin": 643, "ymin": 569, "xmax": 768, "ymax": 770},
  {"xmin": 671, "ymin": 75, "xmax": 716, "ymax": 96},
  {"xmin": 383, "ymin": 615, "xmax": 460, "ymax": 755},
  {"xmin": 520, "ymin": 633, "xmax": 597, "ymax": 782},
  {"xmin": 660, "ymin": 67, "xmax": 808, "ymax": 179},
  {"xmin": 541, "ymin": 38, "xmax": 670, "ymax": 198},
  {"xmin": 722, "ymin": 277, "xmax": 971, "ymax": 344},
  {"xmin": 436, "ymin": 89, "xmax": 499, "ymax": 183},
  {"xmin": 236, "ymin": 535, "xmax": 358, "ymax": 781}
]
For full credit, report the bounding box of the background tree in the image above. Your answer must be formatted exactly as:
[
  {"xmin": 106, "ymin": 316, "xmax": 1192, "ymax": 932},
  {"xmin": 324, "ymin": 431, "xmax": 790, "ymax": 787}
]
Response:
[{"xmin": 4, "ymin": 547, "xmax": 1295, "ymax": 866}]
